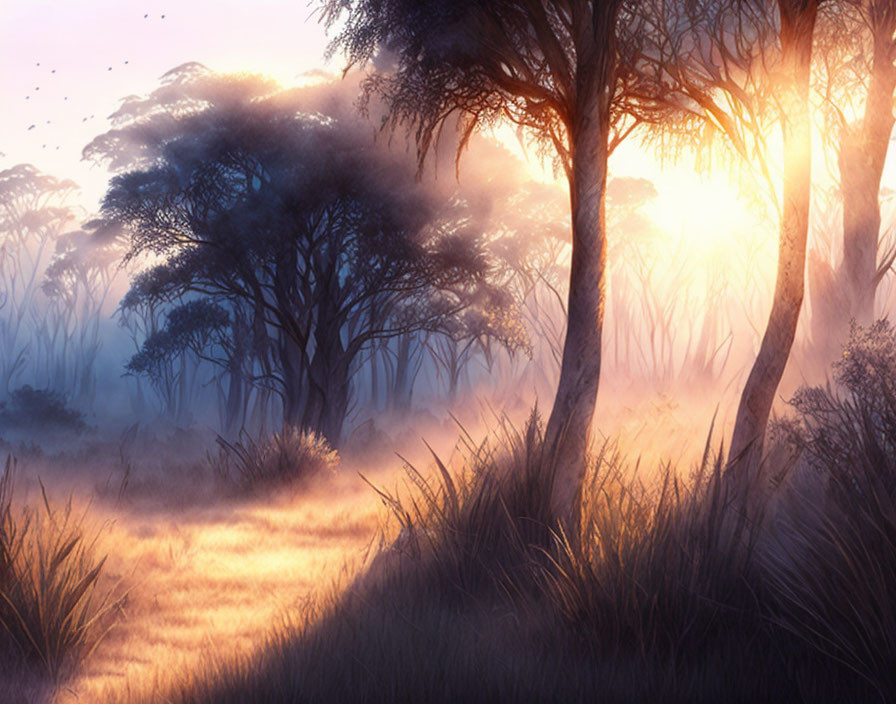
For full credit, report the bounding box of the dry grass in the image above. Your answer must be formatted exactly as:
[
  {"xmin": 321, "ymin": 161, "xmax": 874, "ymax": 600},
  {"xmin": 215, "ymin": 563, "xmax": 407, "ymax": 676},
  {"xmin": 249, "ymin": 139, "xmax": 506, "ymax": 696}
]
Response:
[
  {"xmin": 0, "ymin": 456, "xmax": 121, "ymax": 684},
  {"xmin": 57, "ymin": 468, "xmax": 381, "ymax": 703},
  {"xmin": 9, "ymin": 328, "xmax": 896, "ymax": 702},
  {"xmin": 111, "ymin": 411, "xmax": 856, "ymax": 703},
  {"xmin": 209, "ymin": 427, "xmax": 339, "ymax": 493}
]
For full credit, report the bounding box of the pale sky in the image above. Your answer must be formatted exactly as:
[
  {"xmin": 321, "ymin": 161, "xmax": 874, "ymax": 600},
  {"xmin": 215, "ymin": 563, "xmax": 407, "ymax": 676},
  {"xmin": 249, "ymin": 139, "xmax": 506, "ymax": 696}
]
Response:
[
  {"xmin": 1, "ymin": 0, "xmax": 333, "ymax": 208},
  {"xmin": 0, "ymin": 0, "xmax": 731, "ymax": 217}
]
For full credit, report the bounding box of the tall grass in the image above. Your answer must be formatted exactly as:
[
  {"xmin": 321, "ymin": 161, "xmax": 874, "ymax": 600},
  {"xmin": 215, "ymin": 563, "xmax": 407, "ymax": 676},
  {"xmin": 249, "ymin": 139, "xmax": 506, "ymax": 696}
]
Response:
[
  {"xmin": 360, "ymin": 410, "xmax": 555, "ymax": 598},
  {"xmin": 131, "ymin": 323, "xmax": 896, "ymax": 702},
  {"xmin": 0, "ymin": 456, "xmax": 121, "ymax": 682},
  {"xmin": 545, "ymin": 443, "xmax": 761, "ymax": 658}
]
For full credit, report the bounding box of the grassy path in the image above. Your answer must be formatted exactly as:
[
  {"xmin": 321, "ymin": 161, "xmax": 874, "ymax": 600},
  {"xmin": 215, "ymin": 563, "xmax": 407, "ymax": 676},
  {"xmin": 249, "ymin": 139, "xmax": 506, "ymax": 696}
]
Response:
[{"xmin": 53, "ymin": 472, "xmax": 381, "ymax": 703}]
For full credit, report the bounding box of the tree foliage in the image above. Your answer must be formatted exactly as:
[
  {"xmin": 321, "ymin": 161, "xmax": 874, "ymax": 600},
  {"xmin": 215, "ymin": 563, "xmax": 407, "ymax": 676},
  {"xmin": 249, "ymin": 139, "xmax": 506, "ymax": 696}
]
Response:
[{"xmin": 90, "ymin": 65, "xmax": 508, "ymax": 444}]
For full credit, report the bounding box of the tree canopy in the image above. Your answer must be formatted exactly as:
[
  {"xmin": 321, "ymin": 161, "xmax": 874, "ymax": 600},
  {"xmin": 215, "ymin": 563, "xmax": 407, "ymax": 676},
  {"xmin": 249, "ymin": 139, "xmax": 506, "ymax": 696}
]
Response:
[{"xmin": 90, "ymin": 65, "xmax": 514, "ymax": 444}]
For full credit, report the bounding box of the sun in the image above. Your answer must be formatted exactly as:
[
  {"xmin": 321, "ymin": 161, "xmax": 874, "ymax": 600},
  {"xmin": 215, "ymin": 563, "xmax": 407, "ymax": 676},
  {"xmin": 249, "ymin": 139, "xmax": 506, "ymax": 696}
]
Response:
[{"xmin": 645, "ymin": 170, "xmax": 761, "ymax": 261}]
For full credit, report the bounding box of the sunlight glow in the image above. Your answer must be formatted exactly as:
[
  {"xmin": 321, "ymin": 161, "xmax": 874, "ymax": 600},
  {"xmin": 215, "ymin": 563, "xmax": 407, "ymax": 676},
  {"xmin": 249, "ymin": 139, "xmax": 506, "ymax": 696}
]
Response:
[{"xmin": 646, "ymin": 173, "xmax": 757, "ymax": 257}]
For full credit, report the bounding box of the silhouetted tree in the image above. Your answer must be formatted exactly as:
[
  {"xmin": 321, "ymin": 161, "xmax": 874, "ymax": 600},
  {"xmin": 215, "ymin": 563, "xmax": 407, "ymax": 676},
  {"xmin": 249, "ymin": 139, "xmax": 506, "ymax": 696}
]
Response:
[
  {"xmin": 124, "ymin": 298, "xmax": 231, "ymax": 425},
  {"xmin": 39, "ymin": 219, "xmax": 124, "ymax": 407},
  {"xmin": 817, "ymin": 0, "xmax": 896, "ymax": 328},
  {"xmin": 0, "ymin": 165, "xmax": 79, "ymax": 396},
  {"xmin": 428, "ymin": 287, "xmax": 530, "ymax": 402},
  {"xmin": 91, "ymin": 66, "xmax": 496, "ymax": 446}
]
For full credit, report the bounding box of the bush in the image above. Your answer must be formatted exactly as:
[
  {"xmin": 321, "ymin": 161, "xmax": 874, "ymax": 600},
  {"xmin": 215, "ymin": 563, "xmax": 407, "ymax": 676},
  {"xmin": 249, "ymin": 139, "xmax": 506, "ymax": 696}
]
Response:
[
  {"xmin": 211, "ymin": 427, "xmax": 338, "ymax": 492},
  {"xmin": 0, "ymin": 456, "xmax": 121, "ymax": 682},
  {"xmin": 0, "ymin": 386, "xmax": 88, "ymax": 435}
]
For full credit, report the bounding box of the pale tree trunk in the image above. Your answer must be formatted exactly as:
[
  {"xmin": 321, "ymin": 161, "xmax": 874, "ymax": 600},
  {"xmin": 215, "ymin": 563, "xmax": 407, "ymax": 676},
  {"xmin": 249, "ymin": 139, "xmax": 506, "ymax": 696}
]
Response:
[
  {"xmin": 729, "ymin": 0, "xmax": 817, "ymax": 476},
  {"xmin": 838, "ymin": 10, "xmax": 896, "ymax": 328},
  {"xmin": 544, "ymin": 46, "xmax": 611, "ymax": 525}
]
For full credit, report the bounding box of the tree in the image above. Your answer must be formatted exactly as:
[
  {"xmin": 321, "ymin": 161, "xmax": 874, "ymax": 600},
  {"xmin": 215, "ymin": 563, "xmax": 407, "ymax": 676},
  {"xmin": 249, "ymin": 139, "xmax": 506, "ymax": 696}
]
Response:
[
  {"xmin": 427, "ymin": 287, "xmax": 530, "ymax": 403},
  {"xmin": 818, "ymin": 0, "xmax": 896, "ymax": 328},
  {"xmin": 322, "ymin": 0, "xmax": 651, "ymax": 523},
  {"xmin": 631, "ymin": 0, "xmax": 820, "ymax": 475},
  {"xmin": 124, "ymin": 298, "xmax": 231, "ymax": 425},
  {"xmin": 38, "ymin": 219, "xmax": 124, "ymax": 407},
  {"xmin": 0, "ymin": 165, "xmax": 79, "ymax": 396},
  {"xmin": 90, "ymin": 65, "xmax": 496, "ymax": 446}
]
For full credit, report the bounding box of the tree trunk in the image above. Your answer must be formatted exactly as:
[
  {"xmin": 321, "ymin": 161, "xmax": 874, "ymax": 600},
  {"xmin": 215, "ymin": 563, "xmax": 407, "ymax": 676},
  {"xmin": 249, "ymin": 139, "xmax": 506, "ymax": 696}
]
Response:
[
  {"xmin": 391, "ymin": 334, "xmax": 414, "ymax": 413},
  {"xmin": 543, "ymin": 57, "xmax": 611, "ymax": 525},
  {"xmin": 320, "ymin": 360, "xmax": 351, "ymax": 448},
  {"xmin": 280, "ymin": 335, "xmax": 305, "ymax": 427},
  {"xmin": 729, "ymin": 0, "xmax": 817, "ymax": 476},
  {"xmin": 838, "ymin": 25, "xmax": 896, "ymax": 328},
  {"xmin": 224, "ymin": 362, "xmax": 244, "ymax": 437}
]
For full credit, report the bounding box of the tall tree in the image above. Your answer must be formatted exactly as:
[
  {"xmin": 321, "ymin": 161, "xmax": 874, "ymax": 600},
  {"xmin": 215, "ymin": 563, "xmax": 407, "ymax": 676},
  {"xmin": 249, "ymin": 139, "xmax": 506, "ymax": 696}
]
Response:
[
  {"xmin": 632, "ymin": 0, "xmax": 820, "ymax": 475},
  {"xmin": 0, "ymin": 165, "xmax": 79, "ymax": 397},
  {"xmin": 39, "ymin": 219, "xmax": 124, "ymax": 407},
  {"xmin": 323, "ymin": 0, "xmax": 650, "ymax": 523}
]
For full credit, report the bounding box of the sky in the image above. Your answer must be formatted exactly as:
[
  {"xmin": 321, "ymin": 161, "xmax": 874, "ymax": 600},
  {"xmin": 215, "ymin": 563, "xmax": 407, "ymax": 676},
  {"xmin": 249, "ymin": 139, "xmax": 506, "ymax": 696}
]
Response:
[{"xmin": 1, "ymin": 0, "xmax": 334, "ymax": 208}]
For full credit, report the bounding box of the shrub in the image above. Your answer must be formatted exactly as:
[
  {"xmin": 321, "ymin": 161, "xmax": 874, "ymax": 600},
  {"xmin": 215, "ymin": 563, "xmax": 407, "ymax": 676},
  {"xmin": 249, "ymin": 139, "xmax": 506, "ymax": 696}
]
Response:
[
  {"xmin": 211, "ymin": 427, "xmax": 338, "ymax": 492},
  {"xmin": 0, "ymin": 386, "xmax": 88, "ymax": 435},
  {"xmin": 0, "ymin": 456, "xmax": 120, "ymax": 681}
]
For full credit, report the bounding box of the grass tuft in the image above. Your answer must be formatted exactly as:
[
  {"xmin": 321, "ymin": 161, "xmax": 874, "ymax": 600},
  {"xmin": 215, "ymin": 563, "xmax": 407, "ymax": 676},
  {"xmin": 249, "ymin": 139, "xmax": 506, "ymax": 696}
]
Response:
[
  {"xmin": 0, "ymin": 455, "xmax": 121, "ymax": 682},
  {"xmin": 210, "ymin": 426, "xmax": 338, "ymax": 492}
]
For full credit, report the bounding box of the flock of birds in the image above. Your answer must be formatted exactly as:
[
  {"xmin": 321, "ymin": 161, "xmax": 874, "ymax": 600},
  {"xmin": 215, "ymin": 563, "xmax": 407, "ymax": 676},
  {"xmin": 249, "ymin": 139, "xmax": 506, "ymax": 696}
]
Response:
[{"xmin": 21, "ymin": 12, "xmax": 168, "ymax": 150}]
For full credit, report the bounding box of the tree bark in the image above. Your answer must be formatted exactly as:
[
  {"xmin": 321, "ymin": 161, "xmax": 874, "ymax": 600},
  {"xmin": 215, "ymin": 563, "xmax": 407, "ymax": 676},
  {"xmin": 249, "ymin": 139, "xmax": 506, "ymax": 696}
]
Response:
[
  {"xmin": 543, "ymin": 48, "xmax": 611, "ymax": 525},
  {"xmin": 729, "ymin": 0, "xmax": 817, "ymax": 477},
  {"xmin": 280, "ymin": 335, "xmax": 305, "ymax": 427}
]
